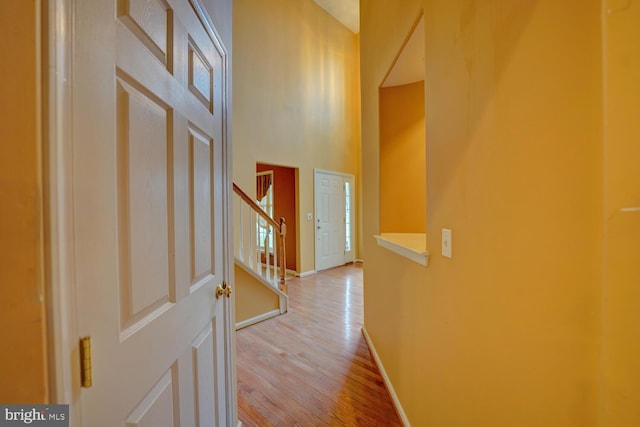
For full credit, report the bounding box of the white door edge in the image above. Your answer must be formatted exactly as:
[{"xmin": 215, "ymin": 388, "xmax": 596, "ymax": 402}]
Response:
[
  {"xmin": 206, "ymin": 0, "xmax": 240, "ymax": 418},
  {"xmin": 45, "ymin": 0, "xmax": 81, "ymax": 419},
  {"xmin": 190, "ymin": 0, "xmax": 239, "ymax": 422}
]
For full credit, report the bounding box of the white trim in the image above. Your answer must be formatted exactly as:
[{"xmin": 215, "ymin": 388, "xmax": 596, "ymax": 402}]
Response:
[
  {"xmin": 235, "ymin": 258, "xmax": 288, "ymax": 297},
  {"xmin": 374, "ymin": 233, "xmax": 429, "ymax": 267},
  {"xmin": 354, "ymin": 259, "xmax": 364, "ymax": 264},
  {"xmin": 297, "ymin": 270, "xmax": 316, "ymax": 278},
  {"xmin": 344, "ymin": 175, "xmax": 355, "ymax": 263},
  {"xmin": 46, "ymin": 0, "xmax": 80, "ymax": 418},
  {"xmin": 362, "ymin": 327, "xmax": 411, "ymax": 427},
  {"xmin": 235, "ymin": 258, "xmax": 289, "ymax": 313},
  {"xmin": 235, "ymin": 309, "xmax": 281, "ymax": 330},
  {"xmin": 313, "ymin": 167, "xmax": 353, "ymax": 177}
]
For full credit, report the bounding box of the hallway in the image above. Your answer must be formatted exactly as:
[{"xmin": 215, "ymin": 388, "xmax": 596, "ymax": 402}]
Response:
[{"xmin": 236, "ymin": 264, "xmax": 402, "ymax": 426}]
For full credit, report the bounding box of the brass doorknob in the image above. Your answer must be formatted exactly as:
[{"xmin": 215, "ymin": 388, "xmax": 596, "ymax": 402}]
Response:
[{"xmin": 215, "ymin": 281, "xmax": 232, "ymax": 299}]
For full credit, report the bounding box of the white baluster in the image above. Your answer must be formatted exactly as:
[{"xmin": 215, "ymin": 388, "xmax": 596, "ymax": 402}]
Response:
[
  {"xmin": 248, "ymin": 208, "xmax": 253, "ymax": 269},
  {"xmin": 238, "ymin": 199, "xmax": 244, "ymax": 263},
  {"xmin": 272, "ymin": 224, "xmax": 278, "ymax": 288},
  {"xmin": 263, "ymin": 227, "xmax": 268, "ymax": 282}
]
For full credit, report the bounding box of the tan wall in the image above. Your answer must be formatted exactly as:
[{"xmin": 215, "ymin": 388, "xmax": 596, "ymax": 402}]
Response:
[
  {"xmin": 234, "ymin": 264, "xmax": 280, "ymax": 325},
  {"xmin": 361, "ymin": 1, "xmax": 603, "ymax": 425},
  {"xmin": 379, "ymin": 81, "xmax": 426, "ymax": 232},
  {"xmin": 600, "ymin": 3, "xmax": 640, "ymax": 426},
  {"xmin": 233, "ymin": 0, "xmax": 361, "ymax": 273},
  {"xmin": 0, "ymin": 1, "xmax": 48, "ymax": 403}
]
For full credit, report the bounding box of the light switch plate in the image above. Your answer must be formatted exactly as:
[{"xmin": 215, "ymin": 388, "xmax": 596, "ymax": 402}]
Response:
[{"xmin": 442, "ymin": 228, "xmax": 452, "ymax": 258}]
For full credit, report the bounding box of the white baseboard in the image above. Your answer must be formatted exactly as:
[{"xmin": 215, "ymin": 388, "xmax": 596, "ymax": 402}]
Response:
[
  {"xmin": 355, "ymin": 259, "xmax": 364, "ymax": 264},
  {"xmin": 235, "ymin": 309, "xmax": 281, "ymax": 330},
  {"xmin": 362, "ymin": 326, "xmax": 411, "ymax": 427},
  {"xmin": 297, "ymin": 270, "xmax": 316, "ymax": 278}
]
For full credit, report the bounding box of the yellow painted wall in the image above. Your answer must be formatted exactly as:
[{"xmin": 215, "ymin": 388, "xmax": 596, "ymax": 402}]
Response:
[
  {"xmin": 0, "ymin": 0, "xmax": 48, "ymax": 403},
  {"xmin": 233, "ymin": 0, "xmax": 361, "ymax": 273},
  {"xmin": 234, "ymin": 264, "xmax": 280, "ymax": 326},
  {"xmin": 361, "ymin": 1, "xmax": 603, "ymax": 425},
  {"xmin": 379, "ymin": 81, "xmax": 426, "ymax": 232},
  {"xmin": 600, "ymin": 2, "xmax": 640, "ymax": 425}
]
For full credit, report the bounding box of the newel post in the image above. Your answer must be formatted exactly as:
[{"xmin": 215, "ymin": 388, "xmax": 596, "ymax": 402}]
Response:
[{"xmin": 279, "ymin": 217, "xmax": 287, "ymax": 284}]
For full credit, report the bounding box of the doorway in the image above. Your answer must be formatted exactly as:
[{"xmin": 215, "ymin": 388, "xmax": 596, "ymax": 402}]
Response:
[
  {"xmin": 314, "ymin": 169, "xmax": 355, "ymax": 271},
  {"xmin": 256, "ymin": 163, "xmax": 298, "ymax": 274}
]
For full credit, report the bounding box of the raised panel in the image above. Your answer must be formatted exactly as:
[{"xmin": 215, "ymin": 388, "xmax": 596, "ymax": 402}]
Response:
[
  {"xmin": 321, "ymin": 193, "xmax": 329, "ymax": 220},
  {"xmin": 188, "ymin": 37, "xmax": 213, "ymax": 112},
  {"xmin": 321, "ymin": 232, "xmax": 330, "ymax": 256},
  {"xmin": 117, "ymin": 74, "xmax": 176, "ymax": 338},
  {"xmin": 188, "ymin": 125, "xmax": 214, "ymax": 290},
  {"xmin": 125, "ymin": 364, "xmax": 180, "ymax": 427},
  {"xmin": 118, "ymin": 0, "xmax": 173, "ymax": 70},
  {"xmin": 192, "ymin": 324, "xmax": 217, "ymax": 426}
]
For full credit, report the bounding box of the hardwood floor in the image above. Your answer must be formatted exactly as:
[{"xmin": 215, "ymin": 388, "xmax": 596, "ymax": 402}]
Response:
[{"xmin": 236, "ymin": 263, "xmax": 402, "ymax": 426}]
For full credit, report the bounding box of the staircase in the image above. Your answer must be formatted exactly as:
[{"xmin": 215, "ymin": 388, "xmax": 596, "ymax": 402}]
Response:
[{"xmin": 233, "ymin": 183, "xmax": 288, "ymax": 329}]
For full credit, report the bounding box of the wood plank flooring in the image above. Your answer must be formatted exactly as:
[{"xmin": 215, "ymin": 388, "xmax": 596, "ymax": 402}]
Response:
[{"xmin": 236, "ymin": 263, "xmax": 403, "ymax": 426}]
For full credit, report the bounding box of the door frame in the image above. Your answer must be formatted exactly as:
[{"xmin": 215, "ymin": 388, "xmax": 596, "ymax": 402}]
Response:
[
  {"xmin": 44, "ymin": 0, "xmax": 237, "ymax": 423},
  {"xmin": 45, "ymin": 0, "xmax": 79, "ymax": 416},
  {"xmin": 313, "ymin": 169, "xmax": 356, "ymax": 271}
]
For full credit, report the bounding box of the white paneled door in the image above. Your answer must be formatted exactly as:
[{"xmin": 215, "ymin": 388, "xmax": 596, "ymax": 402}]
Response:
[
  {"xmin": 72, "ymin": 0, "xmax": 233, "ymax": 425},
  {"xmin": 314, "ymin": 170, "xmax": 355, "ymax": 271}
]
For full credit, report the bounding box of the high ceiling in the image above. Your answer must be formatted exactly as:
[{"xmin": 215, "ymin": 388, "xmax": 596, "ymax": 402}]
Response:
[
  {"xmin": 312, "ymin": 0, "xmax": 360, "ymax": 33},
  {"xmin": 311, "ymin": 0, "xmax": 424, "ymax": 88}
]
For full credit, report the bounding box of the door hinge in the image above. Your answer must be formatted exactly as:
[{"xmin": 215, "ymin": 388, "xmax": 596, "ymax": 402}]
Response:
[{"xmin": 80, "ymin": 336, "xmax": 93, "ymax": 388}]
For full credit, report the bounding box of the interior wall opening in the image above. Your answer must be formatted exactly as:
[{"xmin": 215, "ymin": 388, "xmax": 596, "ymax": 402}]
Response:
[
  {"xmin": 256, "ymin": 163, "xmax": 298, "ymax": 273},
  {"xmin": 375, "ymin": 13, "xmax": 428, "ymax": 265}
]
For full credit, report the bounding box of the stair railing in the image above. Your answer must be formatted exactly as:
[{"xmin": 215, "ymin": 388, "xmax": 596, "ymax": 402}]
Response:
[{"xmin": 233, "ymin": 183, "xmax": 287, "ymax": 287}]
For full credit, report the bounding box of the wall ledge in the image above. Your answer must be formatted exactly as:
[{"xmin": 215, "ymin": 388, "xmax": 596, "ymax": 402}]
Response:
[{"xmin": 374, "ymin": 233, "xmax": 429, "ymax": 266}]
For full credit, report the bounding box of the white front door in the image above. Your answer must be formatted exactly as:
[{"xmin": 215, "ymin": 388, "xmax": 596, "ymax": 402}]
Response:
[
  {"xmin": 72, "ymin": 0, "xmax": 234, "ymax": 425},
  {"xmin": 315, "ymin": 170, "xmax": 347, "ymax": 271}
]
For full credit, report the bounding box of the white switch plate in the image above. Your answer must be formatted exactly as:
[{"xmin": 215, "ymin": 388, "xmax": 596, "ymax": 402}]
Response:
[
  {"xmin": 307, "ymin": 212, "xmax": 313, "ymax": 221},
  {"xmin": 442, "ymin": 228, "xmax": 452, "ymax": 258}
]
